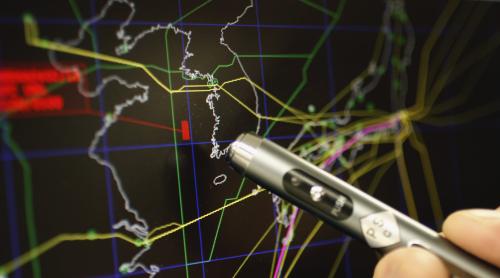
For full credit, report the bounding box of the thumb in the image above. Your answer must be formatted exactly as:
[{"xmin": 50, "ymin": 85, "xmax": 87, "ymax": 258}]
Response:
[
  {"xmin": 443, "ymin": 207, "xmax": 500, "ymax": 267},
  {"xmin": 373, "ymin": 247, "xmax": 448, "ymax": 278}
]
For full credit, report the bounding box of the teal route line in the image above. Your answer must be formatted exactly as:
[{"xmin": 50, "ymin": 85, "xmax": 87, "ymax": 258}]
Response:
[{"xmin": 1, "ymin": 121, "xmax": 42, "ymax": 278}]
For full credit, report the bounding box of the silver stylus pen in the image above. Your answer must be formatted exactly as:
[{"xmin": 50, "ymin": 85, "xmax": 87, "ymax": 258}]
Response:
[{"xmin": 226, "ymin": 132, "xmax": 500, "ymax": 278}]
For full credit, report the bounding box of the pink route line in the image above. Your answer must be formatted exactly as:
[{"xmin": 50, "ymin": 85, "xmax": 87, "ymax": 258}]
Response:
[
  {"xmin": 273, "ymin": 206, "xmax": 299, "ymax": 278},
  {"xmin": 272, "ymin": 118, "xmax": 399, "ymax": 277},
  {"xmin": 322, "ymin": 119, "xmax": 399, "ymax": 168}
]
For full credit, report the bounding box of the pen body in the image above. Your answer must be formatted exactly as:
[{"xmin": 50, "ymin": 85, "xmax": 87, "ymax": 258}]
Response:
[{"xmin": 227, "ymin": 133, "xmax": 500, "ymax": 278}]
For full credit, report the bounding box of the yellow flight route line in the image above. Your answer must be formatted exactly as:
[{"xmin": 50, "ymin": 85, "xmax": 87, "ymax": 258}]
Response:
[
  {"xmin": 284, "ymin": 149, "xmax": 395, "ymax": 277},
  {"xmin": 0, "ymin": 188, "xmax": 265, "ymax": 276},
  {"xmin": 312, "ymin": 134, "xmax": 387, "ymax": 167},
  {"xmin": 269, "ymin": 219, "xmax": 283, "ymax": 278},
  {"xmin": 276, "ymin": 116, "xmax": 411, "ymax": 272},
  {"xmin": 296, "ymin": 112, "xmax": 403, "ymax": 164},
  {"xmin": 0, "ymin": 232, "xmax": 137, "ymax": 276},
  {"xmin": 16, "ymin": 1, "xmax": 477, "ymax": 275},
  {"xmin": 26, "ymin": 12, "xmax": 386, "ymax": 125},
  {"xmin": 418, "ymin": 3, "xmax": 488, "ymax": 121},
  {"xmin": 273, "ymin": 209, "xmax": 304, "ymax": 277},
  {"xmin": 264, "ymin": 120, "xmax": 412, "ymax": 276},
  {"xmin": 320, "ymin": 135, "xmax": 398, "ymax": 169},
  {"xmin": 23, "ymin": 14, "xmax": 213, "ymax": 95},
  {"xmin": 285, "ymin": 139, "xmax": 398, "ymax": 277},
  {"xmin": 347, "ymin": 150, "xmax": 398, "ymax": 184},
  {"xmin": 146, "ymin": 188, "xmax": 265, "ymax": 244},
  {"xmin": 330, "ymin": 141, "xmax": 381, "ymax": 174},
  {"xmin": 147, "ymin": 222, "xmax": 181, "ymax": 238},
  {"xmin": 393, "ymin": 117, "xmax": 419, "ymax": 220},
  {"xmin": 283, "ymin": 220, "xmax": 323, "ymax": 278},
  {"xmin": 408, "ymin": 129, "xmax": 444, "ymax": 225},
  {"xmin": 232, "ymin": 220, "xmax": 277, "ymax": 277},
  {"xmin": 21, "ymin": 4, "xmax": 457, "ymax": 274},
  {"xmin": 279, "ymin": 109, "xmax": 388, "ymax": 121},
  {"xmin": 326, "ymin": 163, "xmax": 394, "ymax": 278},
  {"xmin": 315, "ymin": 70, "xmax": 370, "ymax": 119},
  {"xmin": 314, "ymin": 25, "xmax": 387, "ymax": 120},
  {"xmin": 170, "ymin": 77, "xmax": 312, "ymax": 122},
  {"xmin": 169, "ymin": 77, "xmax": 311, "ymax": 119},
  {"xmin": 223, "ymin": 77, "xmax": 309, "ymax": 117},
  {"xmin": 293, "ymin": 111, "xmax": 404, "ymax": 152},
  {"xmin": 217, "ymin": 86, "xmax": 305, "ymax": 125},
  {"xmin": 408, "ymin": 0, "xmax": 459, "ymax": 119},
  {"xmin": 23, "ymin": 14, "xmax": 321, "ymax": 125}
]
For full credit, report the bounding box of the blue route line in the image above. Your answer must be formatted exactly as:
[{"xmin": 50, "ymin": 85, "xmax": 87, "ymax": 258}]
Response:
[
  {"xmin": 0, "ymin": 125, "xmax": 492, "ymax": 163},
  {"xmin": 89, "ymin": 0, "xmax": 119, "ymax": 275},
  {"xmin": 0, "ymin": 134, "xmax": 321, "ymax": 161},
  {"xmin": 176, "ymin": 0, "xmax": 206, "ymax": 276},
  {"xmin": 323, "ymin": 0, "xmax": 337, "ymax": 108},
  {"xmin": 1, "ymin": 125, "xmax": 22, "ymax": 278},
  {"xmin": 91, "ymin": 237, "xmax": 347, "ymax": 278},
  {"xmin": 0, "ymin": 16, "xmax": 434, "ymax": 33},
  {"xmin": 254, "ymin": 0, "xmax": 270, "ymax": 133},
  {"xmin": 254, "ymin": 0, "xmax": 282, "ymax": 253}
]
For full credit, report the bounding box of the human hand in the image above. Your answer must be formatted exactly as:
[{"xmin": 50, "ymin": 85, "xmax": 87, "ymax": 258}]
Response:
[{"xmin": 373, "ymin": 208, "xmax": 500, "ymax": 277}]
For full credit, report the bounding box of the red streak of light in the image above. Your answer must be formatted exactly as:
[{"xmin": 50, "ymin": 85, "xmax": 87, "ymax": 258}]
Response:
[
  {"xmin": 0, "ymin": 96, "xmax": 63, "ymax": 113},
  {"xmin": 9, "ymin": 109, "xmax": 181, "ymax": 133},
  {"xmin": 181, "ymin": 120, "xmax": 191, "ymax": 141},
  {"xmin": 0, "ymin": 84, "xmax": 18, "ymax": 97},
  {"xmin": 0, "ymin": 68, "xmax": 80, "ymax": 83},
  {"xmin": 23, "ymin": 83, "xmax": 47, "ymax": 97}
]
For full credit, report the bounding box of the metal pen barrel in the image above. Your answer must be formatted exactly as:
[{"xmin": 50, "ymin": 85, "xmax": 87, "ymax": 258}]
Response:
[{"xmin": 227, "ymin": 132, "xmax": 500, "ymax": 278}]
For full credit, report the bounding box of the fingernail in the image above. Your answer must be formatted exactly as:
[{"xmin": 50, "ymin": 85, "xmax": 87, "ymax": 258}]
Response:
[{"xmin": 464, "ymin": 209, "xmax": 500, "ymax": 220}]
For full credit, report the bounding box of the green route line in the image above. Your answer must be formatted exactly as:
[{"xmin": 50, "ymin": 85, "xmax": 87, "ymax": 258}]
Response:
[
  {"xmin": 299, "ymin": 0, "xmax": 336, "ymax": 18},
  {"xmin": 165, "ymin": 29, "xmax": 190, "ymax": 278},
  {"xmin": 207, "ymin": 178, "xmax": 246, "ymax": 260},
  {"xmin": 15, "ymin": 0, "xmax": 341, "ymax": 274},
  {"xmin": 260, "ymin": 0, "xmax": 347, "ymax": 272},
  {"xmin": 68, "ymin": 0, "xmax": 99, "ymax": 64},
  {"xmin": 211, "ymin": 55, "xmax": 237, "ymax": 76},
  {"xmin": 46, "ymin": 55, "xmax": 303, "ymax": 97},
  {"xmin": 211, "ymin": 53, "xmax": 309, "ymax": 76},
  {"xmin": 264, "ymin": 0, "xmax": 347, "ymax": 137},
  {"xmin": 203, "ymin": 34, "xmax": 311, "ymax": 265},
  {"xmin": 63, "ymin": 1, "xmax": 282, "ymax": 271},
  {"xmin": 1, "ymin": 121, "xmax": 42, "ymax": 278},
  {"xmin": 204, "ymin": 0, "xmax": 345, "ymax": 259},
  {"xmin": 172, "ymin": 0, "xmax": 213, "ymax": 25},
  {"xmin": 51, "ymin": 1, "xmax": 305, "ymax": 97},
  {"xmin": 1, "ymin": 0, "xmax": 218, "ymax": 276},
  {"xmin": 68, "ymin": 0, "xmax": 85, "ymax": 28}
]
